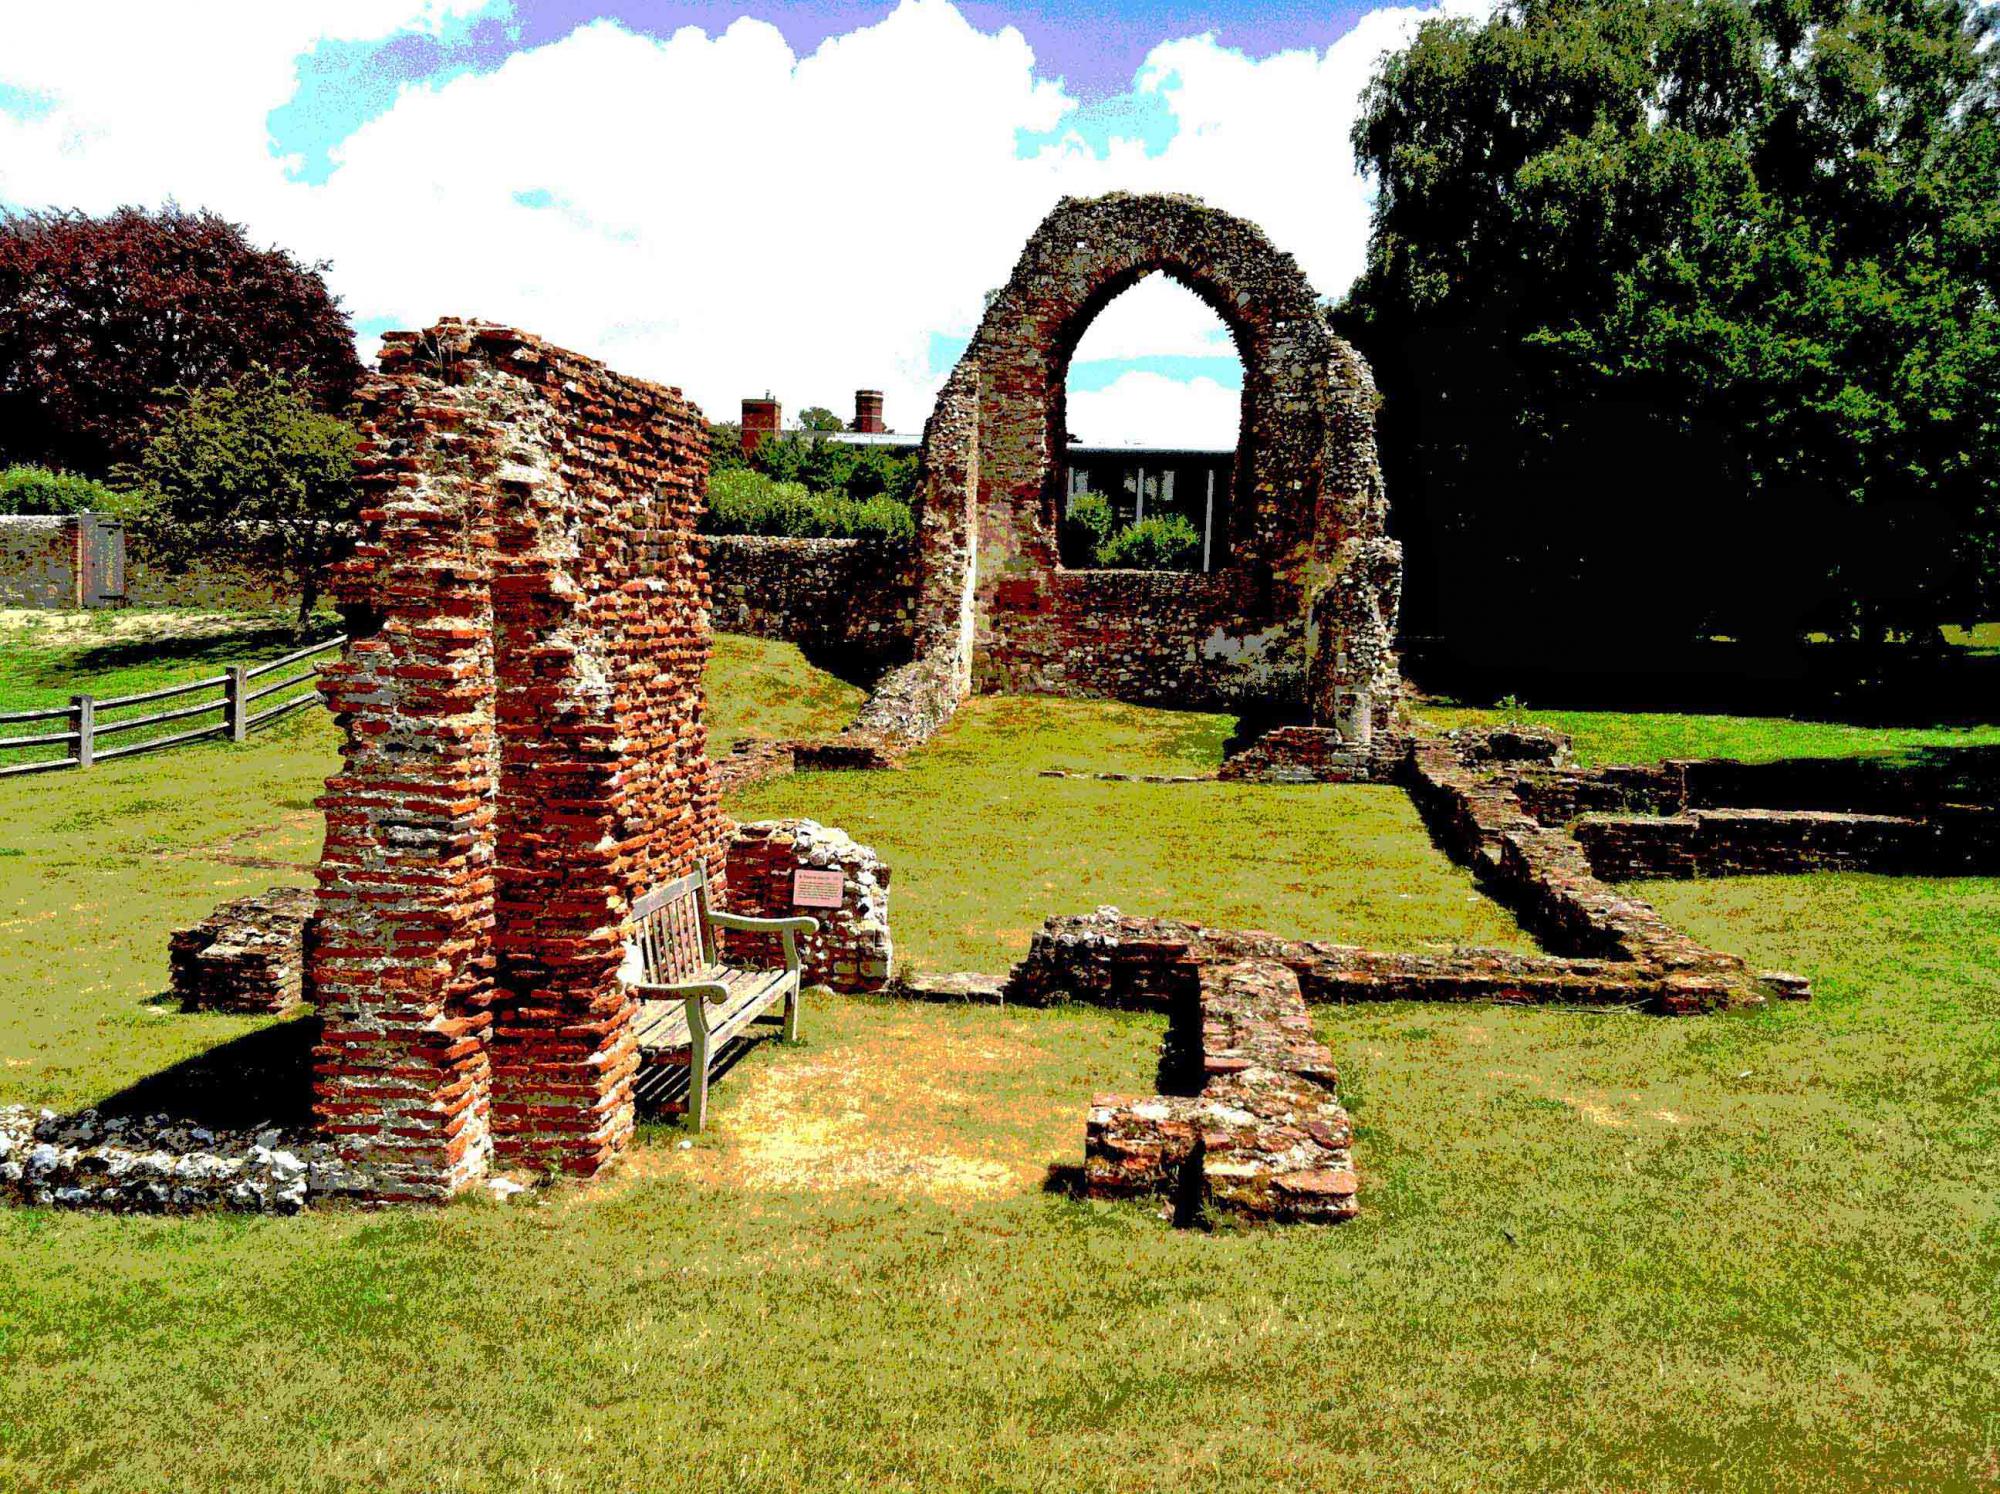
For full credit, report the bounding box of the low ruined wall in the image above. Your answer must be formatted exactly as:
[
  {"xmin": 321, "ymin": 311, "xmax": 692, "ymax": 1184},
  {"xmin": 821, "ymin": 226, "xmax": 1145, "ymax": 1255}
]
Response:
[
  {"xmin": 0, "ymin": 516, "xmax": 79, "ymax": 606},
  {"xmin": 724, "ymin": 819, "xmax": 892, "ymax": 992},
  {"xmin": 170, "ymin": 886, "xmax": 314, "ymax": 1015},
  {"xmin": 1218, "ymin": 724, "xmax": 1399, "ymax": 784},
  {"xmin": 1086, "ymin": 959, "xmax": 1359, "ymax": 1225},
  {"xmin": 1007, "ymin": 908, "xmax": 1777, "ymax": 1016},
  {"xmin": 1574, "ymin": 806, "xmax": 2000, "ymax": 880},
  {"xmin": 1401, "ymin": 732, "xmax": 1805, "ymax": 1006},
  {"xmin": 702, "ymin": 535, "xmax": 913, "ymax": 667}
]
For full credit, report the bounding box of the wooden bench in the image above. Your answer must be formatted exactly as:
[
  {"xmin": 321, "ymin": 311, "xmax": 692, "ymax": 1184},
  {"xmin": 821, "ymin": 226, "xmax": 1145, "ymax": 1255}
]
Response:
[{"xmin": 620, "ymin": 866, "xmax": 818, "ymax": 1131}]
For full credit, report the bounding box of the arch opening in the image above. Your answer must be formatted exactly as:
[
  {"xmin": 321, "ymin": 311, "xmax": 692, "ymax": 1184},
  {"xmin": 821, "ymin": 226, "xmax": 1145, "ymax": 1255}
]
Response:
[{"xmin": 1053, "ymin": 270, "xmax": 1248, "ymax": 573}]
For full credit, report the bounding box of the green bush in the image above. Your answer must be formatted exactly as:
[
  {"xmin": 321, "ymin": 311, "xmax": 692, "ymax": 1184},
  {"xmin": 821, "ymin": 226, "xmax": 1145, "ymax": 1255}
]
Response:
[
  {"xmin": 704, "ymin": 467, "xmax": 913, "ymax": 543},
  {"xmin": 1060, "ymin": 493, "xmax": 1115, "ymax": 567},
  {"xmin": 0, "ymin": 464, "xmax": 128, "ymax": 516},
  {"xmin": 1096, "ymin": 513, "xmax": 1202, "ymax": 571}
]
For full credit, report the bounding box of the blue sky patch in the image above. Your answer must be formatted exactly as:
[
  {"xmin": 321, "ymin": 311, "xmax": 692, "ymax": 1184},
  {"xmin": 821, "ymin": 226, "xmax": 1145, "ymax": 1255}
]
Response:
[
  {"xmin": 0, "ymin": 82, "xmax": 57, "ymax": 122},
  {"xmin": 1068, "ymin": 354, "xmax": 1243, "ymax": 392}
]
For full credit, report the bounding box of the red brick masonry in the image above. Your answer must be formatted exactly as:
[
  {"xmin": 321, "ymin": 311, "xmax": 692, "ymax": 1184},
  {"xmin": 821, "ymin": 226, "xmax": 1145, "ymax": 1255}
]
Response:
[{"xmin": 310, "ymin": 320, "xmax": 723, "ymax": 1203}]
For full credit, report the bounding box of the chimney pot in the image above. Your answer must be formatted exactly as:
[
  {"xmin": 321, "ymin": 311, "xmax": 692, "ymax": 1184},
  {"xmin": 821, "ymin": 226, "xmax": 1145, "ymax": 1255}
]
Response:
[
  {"xmin": 852, "ymin": 389, "xmax": 886, "ymax": 435},
  {"xmin": 741, "ymin": 396, "xmax": 782, "ymax": 456}
]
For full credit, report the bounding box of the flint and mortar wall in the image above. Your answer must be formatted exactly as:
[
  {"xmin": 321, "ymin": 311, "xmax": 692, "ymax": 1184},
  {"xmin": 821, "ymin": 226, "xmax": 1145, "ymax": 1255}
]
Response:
[
  {"xmin": 701, "ymin": 534, "xmax": 913, "ymax": 669},
  {"xmin": 310, "ymin": 319, "xmax": 722, "ymax": 1203},
  {"xmin": 724, "ymin": 819, "xmax": 892, "ymax": 992},
  {"xmin": 883, "ymin": 193, "xmax": 1402, "ymax": 742}
]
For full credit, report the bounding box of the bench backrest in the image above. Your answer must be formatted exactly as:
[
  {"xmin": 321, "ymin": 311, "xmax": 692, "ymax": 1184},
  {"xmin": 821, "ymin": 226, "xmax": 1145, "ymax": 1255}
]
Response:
[{"xmin": 628, "ymin": 866, "xmax": 716, "ymax": 985}]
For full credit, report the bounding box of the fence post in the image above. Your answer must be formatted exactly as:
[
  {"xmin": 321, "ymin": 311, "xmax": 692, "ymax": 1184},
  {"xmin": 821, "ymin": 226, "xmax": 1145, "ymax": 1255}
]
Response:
[
  {"xmin": 69, "ymin": 694, "xmax": 94, "ymax": 769},
  {"xmin": 227, "ymin": 665, "xmax": 250, "ymax": 742}
]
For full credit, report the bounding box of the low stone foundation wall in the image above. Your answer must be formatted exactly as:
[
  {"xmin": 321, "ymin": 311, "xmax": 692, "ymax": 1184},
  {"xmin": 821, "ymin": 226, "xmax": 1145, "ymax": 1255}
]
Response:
[
  {"xmin": 1217, "ymin": 724, "xmax": 1397, "ymax": 784},
  {"xmin": 725, "ymin": 819, "xmax": 892, "ymax": 992},
  {"xmin": 0, "ymin": 1106, "xmax": 314, "ymax": 1213},
  {"xmin": 1085, "ymin": 959, "xmax": 1358, "ymax": 1225},
  {"xmin": 1008, "ymin": 907, "xmax": 1789, "ymax": 1016},
  {"xmin": 1573, "ymin": 806, "xmax": 2000, "ymax": 880},
  {"xmin": 1402, "ymin": 732, "xmax": 1801, "ymax": 1004},
  {"xmin": 169, "ymin": 886, "xmax": 315, "ymax": 1014}
]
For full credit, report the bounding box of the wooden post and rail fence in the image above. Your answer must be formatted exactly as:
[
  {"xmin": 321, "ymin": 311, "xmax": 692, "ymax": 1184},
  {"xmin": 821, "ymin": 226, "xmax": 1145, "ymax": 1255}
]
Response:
[{"xmin": 0, "ymin": 634, "xmax": 347, "ymax": 778}]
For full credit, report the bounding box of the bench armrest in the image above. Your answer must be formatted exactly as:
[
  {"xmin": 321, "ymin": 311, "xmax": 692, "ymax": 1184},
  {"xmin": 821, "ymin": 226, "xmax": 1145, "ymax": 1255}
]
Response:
[
  {"xmin": 624, "ymin": 977, "xmax": 730, "ymax": 1004},
  {"xmin": 708, "ymin": 911, "xmax": 818, "ymax": 975},
  {"xmin": 708, "ymin": 912, "xmax": 820, "ymax": 936}
]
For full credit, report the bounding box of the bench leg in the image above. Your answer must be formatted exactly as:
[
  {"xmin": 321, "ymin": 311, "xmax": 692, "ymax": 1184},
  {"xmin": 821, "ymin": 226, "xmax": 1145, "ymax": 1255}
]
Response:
[
  {"xmin": 781, "ymin": 929, "xmax": 803, "ymax": 1043},
  {"xmin": 685, "ymin": 997, "xmax": 712, "ymax": 1132}
]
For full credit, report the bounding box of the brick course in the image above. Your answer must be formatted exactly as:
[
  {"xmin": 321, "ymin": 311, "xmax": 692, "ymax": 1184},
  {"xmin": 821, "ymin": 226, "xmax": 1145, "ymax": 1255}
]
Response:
[{"xmin": 310, "ymin": 319, "xmax": 723, "ymax": 1202}]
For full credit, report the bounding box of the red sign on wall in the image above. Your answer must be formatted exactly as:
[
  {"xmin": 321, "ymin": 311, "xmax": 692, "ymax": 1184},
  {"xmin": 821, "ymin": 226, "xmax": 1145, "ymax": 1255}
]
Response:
[{"xmin": 792, "ymin": 869, "xmax": 845, "ymax": 909}]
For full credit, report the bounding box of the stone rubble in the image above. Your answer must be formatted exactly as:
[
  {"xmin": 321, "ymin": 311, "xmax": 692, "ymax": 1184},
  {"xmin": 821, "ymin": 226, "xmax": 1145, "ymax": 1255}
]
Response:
[{"xmin": 0, "ymin": 1105, "xmax": 317, "ymax": 1214}]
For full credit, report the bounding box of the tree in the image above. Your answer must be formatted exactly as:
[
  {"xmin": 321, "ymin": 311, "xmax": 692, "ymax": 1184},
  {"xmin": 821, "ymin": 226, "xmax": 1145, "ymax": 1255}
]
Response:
[
  {"xmin": 0, "ymin": 206, "xmax": 364, "ymax": 475},
  {"xmin": 795, "ymin": 405, "xmax": 844, "ymax": 432},
  {"xmin": 1339, "ymin": 0, "xmax": 2000, "ymax": 676},
  {"xmin": 122, "ymin": 369, "xmax": 360, "ymax": 634}
]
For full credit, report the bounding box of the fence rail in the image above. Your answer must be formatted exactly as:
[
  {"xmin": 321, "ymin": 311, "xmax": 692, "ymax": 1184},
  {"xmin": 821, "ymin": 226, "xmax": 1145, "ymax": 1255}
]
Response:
[{"xmin": 0, "ymin": 635, "xmax": 347, "ymax": 778}]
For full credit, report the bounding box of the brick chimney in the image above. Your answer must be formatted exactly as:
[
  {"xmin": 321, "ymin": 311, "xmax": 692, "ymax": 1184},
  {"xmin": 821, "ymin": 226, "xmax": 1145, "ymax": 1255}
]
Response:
[
  {"xmin": 741, "ymin": 395, "xmax": 782, "ymax": 456},
  {"xmin": 852, "ymin": 389, "xmax": 886, "ymax": 434}
]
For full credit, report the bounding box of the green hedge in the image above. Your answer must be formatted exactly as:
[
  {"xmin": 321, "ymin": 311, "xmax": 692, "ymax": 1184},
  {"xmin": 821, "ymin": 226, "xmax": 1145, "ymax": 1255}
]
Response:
[
  {"xmin": 703, "ymin": 467, "xmax": 914, "ymax": 543},
  {"xmin": 1095, "ymin": 513, "xmax": 1202, "ymax": 571},
  {"xmin": 0, "ymin": 465, "xmax": 129, "ymax": 516}
]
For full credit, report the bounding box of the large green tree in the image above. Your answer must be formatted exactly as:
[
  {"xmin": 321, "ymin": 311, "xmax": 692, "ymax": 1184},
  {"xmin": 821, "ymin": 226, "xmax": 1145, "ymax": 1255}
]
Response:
[
  {"xmin": 1339, "ymin": 0, "xmax": 2000, "ymax": 677},
  {"xmin": 122, "ymin": 369, "xmax": 359, "ymax": 634}
]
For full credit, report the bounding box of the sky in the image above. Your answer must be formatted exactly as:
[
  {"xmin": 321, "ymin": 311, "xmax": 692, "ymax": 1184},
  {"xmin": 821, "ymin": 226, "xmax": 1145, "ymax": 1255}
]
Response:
[{"xmin": 0, "ymin": 0, "xmax": 1486, "ymax": 447}]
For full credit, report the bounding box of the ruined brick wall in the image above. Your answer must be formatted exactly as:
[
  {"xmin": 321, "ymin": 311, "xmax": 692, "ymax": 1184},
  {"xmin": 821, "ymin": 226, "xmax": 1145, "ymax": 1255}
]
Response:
[
  {"xmin": 311, "ymin": 320, "xmax": 722, "ymax": 1201},
  {"xmin": 702, "ymin": 535, "xmax": 913, "ymax": 669},
  {"xmin": 906, "ymin": 193, "xmax": 1402, "ymax": 737},
  {"xmin": 724, "ymin": 819, "xmax": 892, "ymax": 992}
]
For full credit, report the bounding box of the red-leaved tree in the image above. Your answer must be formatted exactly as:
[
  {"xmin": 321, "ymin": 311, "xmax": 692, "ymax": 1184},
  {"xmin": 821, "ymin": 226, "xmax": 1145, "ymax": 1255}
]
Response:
[{"xmin": 0, "ymin": 205, "xmax": 364, "ymax": 474}]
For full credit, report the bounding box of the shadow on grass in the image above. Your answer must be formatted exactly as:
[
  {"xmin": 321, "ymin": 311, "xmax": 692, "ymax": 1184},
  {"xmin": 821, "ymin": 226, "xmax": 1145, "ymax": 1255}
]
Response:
[
  {"xmin": 83, "ymin": 1011, "xmax": 787, "ymax": 1139},
  {"xmin": 65, "ymin": 621, "xmax": 332, "ymax": 680},
  {"xmin": 89, "ymin": 1011, "xmax": 318, "ymax": 1130}
]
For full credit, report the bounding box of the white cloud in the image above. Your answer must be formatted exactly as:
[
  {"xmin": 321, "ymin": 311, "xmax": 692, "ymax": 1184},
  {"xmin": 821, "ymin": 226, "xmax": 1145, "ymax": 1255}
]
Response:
[
  {"xmin": 1067, "ymin": 371, "xmax": 1240, "ymax": 450},
  {"xmin": 1068, "ymin": 272, "xmax": 1238, "ymax": 362},
  {"xmin": 0, "ymin": 0, "xmax": 1490, "ymax": 435}
]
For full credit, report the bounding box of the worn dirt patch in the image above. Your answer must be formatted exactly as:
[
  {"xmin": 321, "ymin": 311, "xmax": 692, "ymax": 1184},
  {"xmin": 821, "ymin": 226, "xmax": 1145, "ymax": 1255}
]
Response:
[{"xmin": 621, "ymin": 1016, "xmax": 1084, "ymax": 1205}]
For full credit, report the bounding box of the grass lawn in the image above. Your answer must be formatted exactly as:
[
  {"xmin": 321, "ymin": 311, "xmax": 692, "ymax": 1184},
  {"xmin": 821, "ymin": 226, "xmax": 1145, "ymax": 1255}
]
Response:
[
  {"xmin": 0, "ymin": 622, "xmax": 1996, "ymax": 1489},
  {"xmin": 1415, "ymin": 697, "xmax": 2000, "ymax": 767},
  {"xmin": 730, "ymin": 692, "xmax": 1533, "ymax": 973}
]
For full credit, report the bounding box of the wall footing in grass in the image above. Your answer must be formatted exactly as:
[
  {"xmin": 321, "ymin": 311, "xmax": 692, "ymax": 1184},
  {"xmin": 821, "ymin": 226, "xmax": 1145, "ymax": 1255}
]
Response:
[{"xmin": 1085, "ymin": 958, "xmax": 1358, "ymax": 1226}]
